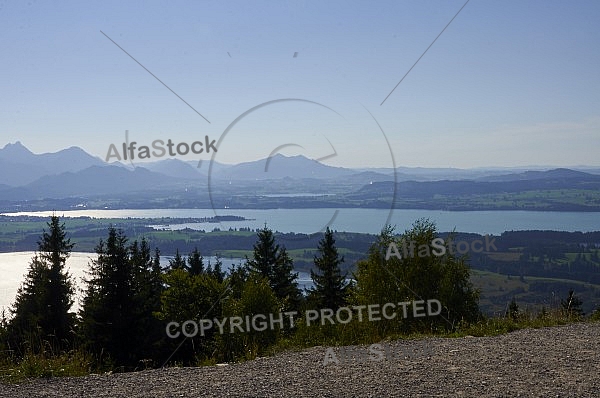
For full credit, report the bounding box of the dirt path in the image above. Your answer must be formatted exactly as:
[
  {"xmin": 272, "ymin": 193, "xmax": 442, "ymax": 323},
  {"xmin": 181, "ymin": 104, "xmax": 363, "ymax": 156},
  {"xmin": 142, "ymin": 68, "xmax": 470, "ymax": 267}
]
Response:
[{"xmin": 2, "ymin": 322, "xmax": 599, "ymax": 397}]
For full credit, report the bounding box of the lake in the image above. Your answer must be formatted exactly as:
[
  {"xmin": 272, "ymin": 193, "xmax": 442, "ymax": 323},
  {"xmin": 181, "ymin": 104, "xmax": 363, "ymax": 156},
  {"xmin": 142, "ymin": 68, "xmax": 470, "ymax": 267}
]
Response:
[
  {"xmin": 2, "ymin": 208, "xmax": 597, "ymax": 312},
  {"xmin": 3, "ymin": 208, "xmax": 600, "ymax": 235}
]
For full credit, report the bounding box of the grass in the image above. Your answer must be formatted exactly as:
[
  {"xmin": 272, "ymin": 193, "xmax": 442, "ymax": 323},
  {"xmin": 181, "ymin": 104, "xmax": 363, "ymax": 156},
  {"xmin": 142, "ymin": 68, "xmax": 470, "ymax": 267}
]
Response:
[
  {"xmin": 0, "ymin": 349, "xmax": 92, "ymax": 383},
  {"xmin": 1, "ymin": 310, "xmax": 597, "ymax": 383}
]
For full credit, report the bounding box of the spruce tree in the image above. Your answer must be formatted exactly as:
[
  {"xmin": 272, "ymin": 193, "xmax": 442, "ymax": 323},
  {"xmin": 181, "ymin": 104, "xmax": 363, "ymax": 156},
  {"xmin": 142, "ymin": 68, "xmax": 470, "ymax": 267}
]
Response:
[
  {"xmin": 272, "ymin": 246, "xmax": 301, "ymax": 311},
  {"xmin": 79, "ymin": 228, "xmax": 166, "ymax": 367},
  {"xmin": 246, "ymin": 226, "xmax": 278, "ymax": 279},
  {"xmin": 169, "ymin": 249, "xmax": 186, "ymax": 270},
  {"xmin": 80, "ymin": 228, "xmax": 132, "ymax": 366},
  {"xmin": 187, "ymin": 248, "xmax": 204, "ymax": 276},
  {"xmin": 246, "ymin": 226, "xmax": 300, "ymax": 310},
  {"xmin": 211, "ymin": 255, "xmax": 225, "ymax": 283},
  {"xmin": 309, "ymin": 227, "xmax": 349, "ymax": 310},
  {"xmin": 9, "ymin": 216, "xmax": 75, "ymax": 352}
]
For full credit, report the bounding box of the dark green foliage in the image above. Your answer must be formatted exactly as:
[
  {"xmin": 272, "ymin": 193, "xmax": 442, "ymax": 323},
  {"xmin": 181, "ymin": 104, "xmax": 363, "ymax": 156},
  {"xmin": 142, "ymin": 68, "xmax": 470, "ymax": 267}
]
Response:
[
  {"xmin": 507, "ymin": 297, "xmax": 520, "ymax": 320},
  {"xmin": 352, "ymin": 219, "xmax": 480, "ymax": 335},
  {"xmin": 246, "ymin": 226, "xmax": 278, "ymax": 278},
  {"xmin": 590, "ymin": 307, "xmax": 600, "ymax": 321},
  {"xmin": 169, "ymin": 249, "xmax": 186, "ymax": 270},
  {"xmin": 210, "ymin": 255, "xmax": 225, "ymax": 283},
  {"xmin": 187, "ymin": 248, "xmax": 204, "ymax": 276},
  {"xmin": 216, "ymin": 274, "xmax": 281, "ymax": 362},
  {"xmin": 79, "ymin": 228, "xmax": 165, "ymax": 368},
  {"xmin": 8, "ymin": 216, "xmax": 75, "ymax": 354},
  {"xmin": 226, "ymin": 264, "xmax": 250, "ymax": 300},
  {"xmin": 308, "ymin": 227, "xmax": 349, "ymax": 310},
  {"xmin": 246, "ymin": 226, "xmax": 301, "ymax": 311},
  {"xmin": 156, "ymin": 267, "xmax": 227, "ymax": 365}
]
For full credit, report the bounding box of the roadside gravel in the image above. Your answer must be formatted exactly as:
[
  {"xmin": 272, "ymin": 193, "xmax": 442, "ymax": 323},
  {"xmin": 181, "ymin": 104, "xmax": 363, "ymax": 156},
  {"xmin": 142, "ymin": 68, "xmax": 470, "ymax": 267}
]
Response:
[{"xmin": 2, "ymin": 322, "xmax": 599, "ymax": 397}]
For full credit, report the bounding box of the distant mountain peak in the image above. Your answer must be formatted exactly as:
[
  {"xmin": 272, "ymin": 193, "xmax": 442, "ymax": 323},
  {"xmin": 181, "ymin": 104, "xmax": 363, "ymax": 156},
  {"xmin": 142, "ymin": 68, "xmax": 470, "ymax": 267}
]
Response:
[
  {"xmin": 2, "ymin": 141, "xmax": 33, "ymax": 154},
  {"xmin": 0, "ymin": 141, "xmax": 35, "ymax": 162}
]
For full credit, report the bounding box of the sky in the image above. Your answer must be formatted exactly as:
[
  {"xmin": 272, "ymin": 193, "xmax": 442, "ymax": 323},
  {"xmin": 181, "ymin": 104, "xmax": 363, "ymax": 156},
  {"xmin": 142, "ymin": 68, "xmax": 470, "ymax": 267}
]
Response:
[{"xmin": 1, "ymin": 0, "xmax": 599, "ymax": 168}]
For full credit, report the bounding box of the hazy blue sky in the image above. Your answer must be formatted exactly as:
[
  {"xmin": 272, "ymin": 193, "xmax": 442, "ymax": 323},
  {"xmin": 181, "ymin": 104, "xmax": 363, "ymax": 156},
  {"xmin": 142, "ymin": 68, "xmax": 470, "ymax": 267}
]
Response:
[{"xmin": 1, "ymin": 0, "xmax": 599, "ymax": 168}]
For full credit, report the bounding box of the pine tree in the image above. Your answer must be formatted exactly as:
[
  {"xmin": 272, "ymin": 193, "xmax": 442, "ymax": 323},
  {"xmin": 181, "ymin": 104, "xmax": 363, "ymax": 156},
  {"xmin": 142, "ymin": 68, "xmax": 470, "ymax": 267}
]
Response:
[
  {"xmin": 187, "ymin": 248, "xmax": 204, "ymax": 276},
  {"xmin": 309, "ymin": 227, "xmax": 349, "ymax": 310},
  {"xmin": 211, "ymin": 255, "xmax": 225, "ymax": 283},
  {"xmin": 169, "ymin": 249, "xmax": 186, "ymax": 270},
  {"xmin": 130, "ymin": 240, "xmax": 165, "ymax": 362},
  {"xmin": 272, "ymin": 246, "xmax": 301, "ymax": 311},
  {"xmin": 246, "ymin": 226, "xmax": 278, "ymax": 279},
  {"xmin": 80, "ymin": 228, "xmax": 132, "ymax": 366},
  {"xmin": 79, "ymin": 228, "xmax": 165, "ymax": 367},
  {"xmin": 246, "ymin": 226, "xmax": 301, "ymax": 311},
  {"xmin": 9, "ymin": 216, "xmax": 75, "ymax": 353}
]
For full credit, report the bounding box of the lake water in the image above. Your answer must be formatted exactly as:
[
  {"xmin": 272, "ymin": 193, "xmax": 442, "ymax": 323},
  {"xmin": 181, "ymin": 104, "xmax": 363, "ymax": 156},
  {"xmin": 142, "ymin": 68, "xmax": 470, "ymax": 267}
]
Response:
[
  {"xmin": 1, "ymin": 208, "xmax": 597, "ymax": 312},
  {"xmin": 3, "ymin": 208, "xmax": 599, "ymax": 235}
]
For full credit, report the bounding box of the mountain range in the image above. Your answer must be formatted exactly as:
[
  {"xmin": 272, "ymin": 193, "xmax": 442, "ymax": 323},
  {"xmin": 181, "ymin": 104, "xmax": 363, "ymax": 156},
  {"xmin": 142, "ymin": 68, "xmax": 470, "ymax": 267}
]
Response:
[{"xmin": 1, "ymin": 142, "xmax": 599, "ymax": 210}]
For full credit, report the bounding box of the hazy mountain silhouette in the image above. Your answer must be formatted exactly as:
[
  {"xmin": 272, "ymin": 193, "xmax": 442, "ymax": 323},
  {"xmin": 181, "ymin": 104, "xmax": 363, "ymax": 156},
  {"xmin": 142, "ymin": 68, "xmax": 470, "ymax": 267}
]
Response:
[
  {"xmin": 476, "ymin": 168, "xmax": 593, "ymax": 182},
  {"xmin": 1, "ymin": 142, "xmax": 598, "ymax": 205},
  {"xmin": 0, "ymin": 165, "xmax": 191, "ymax": 200},
  {"xmin": 0, "ymin": 142, "xmax": 105, "ymax": 186},
  {"xmin": 138, "ymin": 159, "xmax": 206, "ymax": 180},
  {"xmin": 360, "ymin": 169, "xmax": 600, "ymax": 199},
  {"xmin": 211, "ymin": 154, "xmax": 353, "ymax": 180}
]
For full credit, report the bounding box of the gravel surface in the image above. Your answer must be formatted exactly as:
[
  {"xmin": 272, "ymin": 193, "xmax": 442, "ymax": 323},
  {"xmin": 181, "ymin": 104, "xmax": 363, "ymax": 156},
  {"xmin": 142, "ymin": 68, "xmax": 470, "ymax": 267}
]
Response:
[{"xmin": 2, "ymin": 322, "xmax": 599, "ymax": 397}]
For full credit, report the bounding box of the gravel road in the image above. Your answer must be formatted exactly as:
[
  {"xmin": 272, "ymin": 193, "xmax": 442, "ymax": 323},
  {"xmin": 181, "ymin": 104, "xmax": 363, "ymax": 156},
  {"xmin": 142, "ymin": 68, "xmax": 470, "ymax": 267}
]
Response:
[{"xmin": 2, "ymin": 322, "xmax": 599, "ymax": 397}]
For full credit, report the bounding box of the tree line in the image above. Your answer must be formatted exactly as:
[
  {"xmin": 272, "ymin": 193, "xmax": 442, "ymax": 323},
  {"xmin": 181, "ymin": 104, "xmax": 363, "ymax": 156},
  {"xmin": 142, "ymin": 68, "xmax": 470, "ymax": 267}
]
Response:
[{"xmin": 0, "ymin": 216, "xmax": 481, "ymax": 371}]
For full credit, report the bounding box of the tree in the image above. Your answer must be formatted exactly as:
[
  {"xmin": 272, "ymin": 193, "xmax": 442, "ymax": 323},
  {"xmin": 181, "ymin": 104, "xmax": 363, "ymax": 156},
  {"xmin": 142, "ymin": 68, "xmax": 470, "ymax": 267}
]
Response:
[
  {"xmin": 211, "ymin": 255, "xmax": 225, "ymax": 283},
  {"xmin": 79, "ymin": 228, "xmax": 165, "ymax": 368},
  {"xmin": 169, "ymin": 249, "xmax": 186, "ymax": 270},
  {"xmin": 246, "ymin": 226, "xmax": 278, "ymax": 279},
  {"xmin": 156, "ymin": 267, "xmax": 226, "ymax": 365},
  {"xmin": 506, "ymin": 297, "xmax": 520, "ymax": 320},
  {"xmin": 352, "ymin": 219, "xmax": 480, "ymax": 335},
  {"xmin": 246, "ymin": 226, "xmax": 301, "ymax": 311},
  {"xmin": 308, "ymin": 227, "xmax": 349, "ymax": 310},
  {"xmin": 216, "ymin": 274, "xmax": 281, "ymax": 362},
  {"xmin": 187, "ymin": 248, "xmax": 204, "ymax": 276},
  {"xmin": 8, "ymin": 216, "xmax": 75, "ymax": 353}
]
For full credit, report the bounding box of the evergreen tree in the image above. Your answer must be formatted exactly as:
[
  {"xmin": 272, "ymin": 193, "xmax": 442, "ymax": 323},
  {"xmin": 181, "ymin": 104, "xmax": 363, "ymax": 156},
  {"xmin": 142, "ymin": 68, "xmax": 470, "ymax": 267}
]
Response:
[
  {"xmin": 169, "ymin": 249, "xmax": 186, "ymax": 270},
  {"xmin": 80, "ymin": 228, "xmax": 165, "ymax": 368},
  {"xmin": 211, "ymin": 255, "xmax": 225, "ymax": 283},
  {"xmin": 246, "ymin": 226, "xmax": 278, "ymax": 279},
  {"xmin": 80, "ymin": 228, "xmax": 132, "ymax": 366},
  {"xmin": 8, "ymin": 216, "xmax": 75, "ymax": 353},
  {"xmin": 130, "ymin": 239, "xmax": 165, "ymax": 362},
  {"xmin": 506, "ymin": 297, "xmax": 520, "ymax": 320},
  {"xmin": 187, "ymin": 248, "xmax": 204, "ymax": 276},
  {"xmin": 246, "ymin": 226, "xmax": 301, "ymax": 311},
  {"xmin": 272, "ymin": 247, "xmax": 301, "ymax": 311},
  {"xmin": 308, "ymin": 227, "xmax": 349, "ymax": 310}
]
